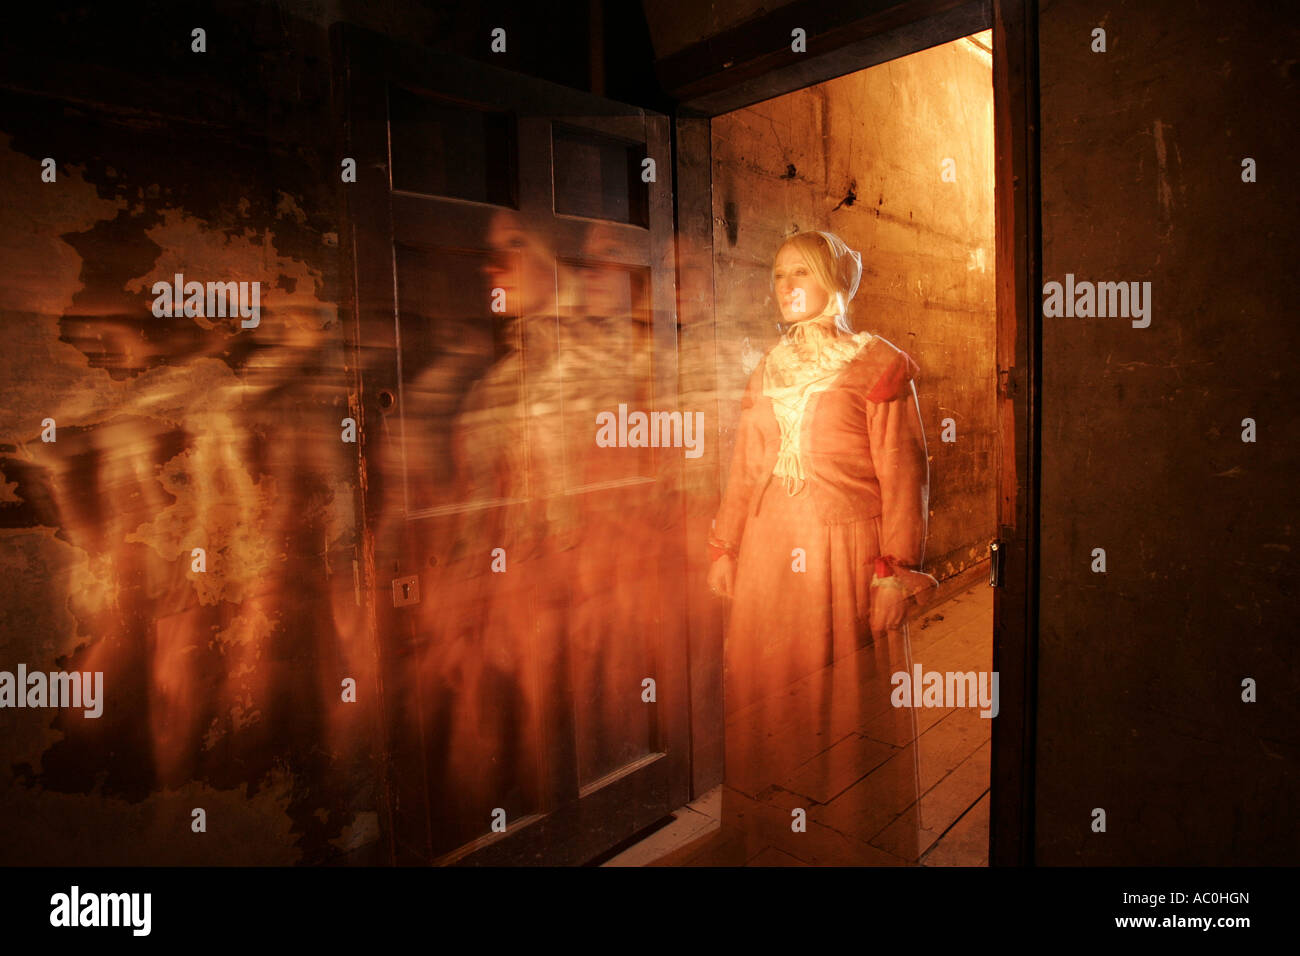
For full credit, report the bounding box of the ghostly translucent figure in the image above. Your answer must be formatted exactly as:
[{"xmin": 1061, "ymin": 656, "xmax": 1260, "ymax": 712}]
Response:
[{"xmin": 707, "ymin": 230, "xmax": 933, "ymax": 863}]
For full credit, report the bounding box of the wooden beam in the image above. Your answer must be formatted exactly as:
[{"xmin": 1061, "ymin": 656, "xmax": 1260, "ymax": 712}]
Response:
[{"xmin": 658, "ymin": 0, "xmax": 987, "ymax": 115}]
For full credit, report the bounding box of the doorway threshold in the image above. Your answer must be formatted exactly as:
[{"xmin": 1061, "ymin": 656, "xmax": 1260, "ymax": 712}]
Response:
[{"xmin": 598, "ymin": 786, "xmax": 724, "ymax": 866}]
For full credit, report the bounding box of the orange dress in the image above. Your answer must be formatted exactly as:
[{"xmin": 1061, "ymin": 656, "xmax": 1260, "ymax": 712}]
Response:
[{"xmin": 711, "ymin": 332, "xmax": 929, "ymax": 714}]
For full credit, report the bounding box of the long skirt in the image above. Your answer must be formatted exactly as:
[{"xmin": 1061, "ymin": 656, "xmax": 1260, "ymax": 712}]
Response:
[
  {"xmin": 725, "ymin": 484, "xmax": 889, "ymax": 711},
  {"xmin": 723, "ymin": 484, "xmax": 919, "ymax": 828}
]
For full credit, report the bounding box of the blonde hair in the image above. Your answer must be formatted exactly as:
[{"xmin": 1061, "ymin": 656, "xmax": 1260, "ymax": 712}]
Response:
[{"xmin": 770, "ymin": 231, "xmax": 862, "ymax": 334}]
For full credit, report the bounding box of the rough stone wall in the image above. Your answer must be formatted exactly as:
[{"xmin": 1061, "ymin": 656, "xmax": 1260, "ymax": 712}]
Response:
[{"xmin": 710, "ymin": 33, "xmax": 998, "ymax": 585}]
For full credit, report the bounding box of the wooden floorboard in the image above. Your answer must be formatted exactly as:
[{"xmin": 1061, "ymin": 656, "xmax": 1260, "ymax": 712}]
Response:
[{"xmin": 644, "ymin": 583, "xmax": 994, "ymax": 866}]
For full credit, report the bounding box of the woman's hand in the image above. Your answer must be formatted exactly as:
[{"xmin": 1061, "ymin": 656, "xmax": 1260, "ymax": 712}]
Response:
[
  {"xmin": 869, "ymin": 585, "xmax": 909, "ymax": 637},
  {"xmin": 708, "ymin": 554, "xmax": 736, "ymax": 600}
]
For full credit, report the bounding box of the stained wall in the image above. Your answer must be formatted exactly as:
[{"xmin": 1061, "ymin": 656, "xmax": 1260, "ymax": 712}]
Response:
[{"xmin": 710, "ymin": 33, "xmax": 998, "ymax": 586}]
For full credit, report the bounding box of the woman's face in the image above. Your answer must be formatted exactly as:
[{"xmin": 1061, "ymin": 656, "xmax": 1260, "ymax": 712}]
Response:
[
  {"xmin": 772, "ymin": 245, "xmax": 831, "ymax": 323},
  {"xmin": 484, "ymin": 210, "xmax": 555, "ymax": 316},
  {"xmin": 578, "ymin": 222, "xmax": 634, "ymax": 319}
]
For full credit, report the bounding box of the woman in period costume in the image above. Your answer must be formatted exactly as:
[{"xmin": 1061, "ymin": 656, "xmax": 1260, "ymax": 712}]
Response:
[{"xmin": 707, "ymin": 231, "xmax": 934, "ymax": 807}]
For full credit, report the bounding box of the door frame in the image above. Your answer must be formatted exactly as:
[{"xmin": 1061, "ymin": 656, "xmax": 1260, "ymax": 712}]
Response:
[{"xmin": 662, "ymin": 0, "xmax": 1042, "ymax": 867}]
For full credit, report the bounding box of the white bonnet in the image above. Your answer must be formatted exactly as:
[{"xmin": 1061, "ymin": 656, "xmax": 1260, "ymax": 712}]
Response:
[{"xmin": 816, "ymin": 231, "xmax": 863, "ymax": 303}]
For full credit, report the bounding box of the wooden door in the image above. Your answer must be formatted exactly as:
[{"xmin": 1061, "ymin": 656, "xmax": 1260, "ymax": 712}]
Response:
[{"xmin": 335, "ymin": 24, "xmax": 690, "ymax": 865}]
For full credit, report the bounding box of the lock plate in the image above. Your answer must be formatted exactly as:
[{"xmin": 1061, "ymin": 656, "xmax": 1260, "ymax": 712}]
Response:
[{"xmin": 392, "ymin": 574, "xmax": 419, "ymax": 607}]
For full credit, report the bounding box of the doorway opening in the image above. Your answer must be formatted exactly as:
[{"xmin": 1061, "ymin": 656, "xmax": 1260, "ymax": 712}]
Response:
[{"xmin": 614, "ymin": 28, "xmax": 1003, "ymax": 867}]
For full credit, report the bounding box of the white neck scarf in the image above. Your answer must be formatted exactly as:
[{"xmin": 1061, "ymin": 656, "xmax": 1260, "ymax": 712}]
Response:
[{"xmin": 762, "ymin": 305, "xmax": 871, "ymax": 495}]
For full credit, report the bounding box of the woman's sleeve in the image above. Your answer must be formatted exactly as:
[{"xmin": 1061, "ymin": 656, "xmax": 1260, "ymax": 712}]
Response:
[
  {"xmin": 708, "ymin": 363, "xmax": 767, "ymax": 560},
  {"xmin": 866, "ymin": 364, "xmax": 929, "ymax": 572}
]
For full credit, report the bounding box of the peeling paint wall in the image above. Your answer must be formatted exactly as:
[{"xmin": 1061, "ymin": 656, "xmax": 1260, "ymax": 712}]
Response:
[
  {"xmin": 0, "ymin": 6, "xmax": 377, "ymax": 866},
  {"xmin": 710, "ymin": 34, "xmax": 997, "ymax": 585}
]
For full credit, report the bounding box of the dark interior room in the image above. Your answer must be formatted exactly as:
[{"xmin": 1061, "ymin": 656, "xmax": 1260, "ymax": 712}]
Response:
[{"xmin": 0, "ymin": 0, "xmax": 1295, "ymax": 932}]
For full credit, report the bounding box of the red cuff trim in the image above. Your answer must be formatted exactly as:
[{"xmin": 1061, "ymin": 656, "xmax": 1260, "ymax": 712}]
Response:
[{"xmin": 874, "ymin": 553, "xmax": 917, "ymax": 577}]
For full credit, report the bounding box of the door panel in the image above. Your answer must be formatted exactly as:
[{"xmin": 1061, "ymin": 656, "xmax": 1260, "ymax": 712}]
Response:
[{"xmin": 336, "ymin": 24, "xmax": 689, "ymax": 864}]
